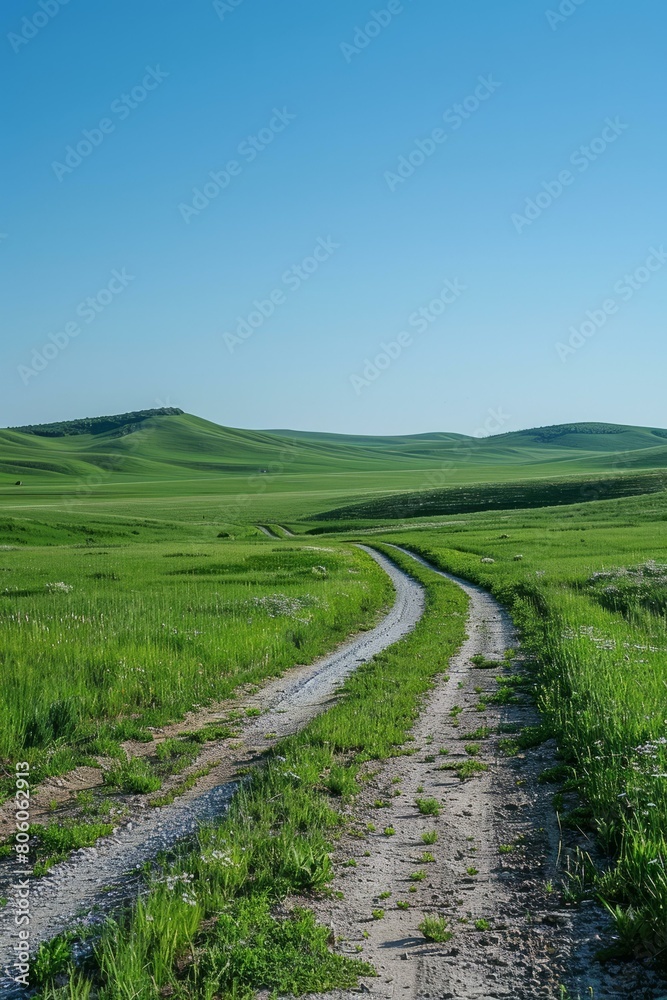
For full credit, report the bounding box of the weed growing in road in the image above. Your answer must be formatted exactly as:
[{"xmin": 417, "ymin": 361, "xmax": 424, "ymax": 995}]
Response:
[
  {"xmin": 471, "ymin": 654, "xmax": 500, "ymax": 669},
  {"xmin": 415, "ymin": 797, "xmax": 441, "ymax": 816},
  {"xmin": 462, "ymin": 726, "xmax": 493, "ymax": 740},
  {"xmin": 442, "ymin": 760, "xmax": 489, "ymax": 780},
  {"xmin": 32, "ymin": 935, "xmax": 77, "ymax": 988},
  {"xmin": 418, "ymin": 915, "xmax": 453, "ymax": 943}
]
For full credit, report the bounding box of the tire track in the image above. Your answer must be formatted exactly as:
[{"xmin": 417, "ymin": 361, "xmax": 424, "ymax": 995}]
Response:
[
  {"xmin": 256, "ymin": 524, "xmax": 279, "ymax": 537},
  {"xmin": 0, "ymin": 546, "xmax": 424, "ymax": 984}
]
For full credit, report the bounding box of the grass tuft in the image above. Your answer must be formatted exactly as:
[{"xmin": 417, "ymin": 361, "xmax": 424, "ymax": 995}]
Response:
[{"xmin": 418, "ymin": 915, "xmax": 452, "ymax": 943}]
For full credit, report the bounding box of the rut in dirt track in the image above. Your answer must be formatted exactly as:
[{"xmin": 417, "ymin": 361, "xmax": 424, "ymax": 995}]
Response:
[{"xmin": 0, "ymin": 545, "xmax": 424, "ymax": 985}]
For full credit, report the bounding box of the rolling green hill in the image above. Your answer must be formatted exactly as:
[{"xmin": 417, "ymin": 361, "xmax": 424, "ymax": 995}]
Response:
[
  {"xmin": 1, "ymin": 411, "xmax": 666, "ymax": 530},
  {"xmin": 3, "ymin": 412, "xmax": 667, "ymax": 482}
]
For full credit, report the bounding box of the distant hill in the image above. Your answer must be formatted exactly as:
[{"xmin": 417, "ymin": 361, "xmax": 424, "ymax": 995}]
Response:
[
  {"xmin": 10, "ymin": 408, "xmax": 184, "ymax": 438},
  {"xmin": 491, "ymin": 422, "xmax": 667, "ymax": 452},
  {"xmin": 1, "ymin": 412, "xmax": 666, "ymax": 491}
]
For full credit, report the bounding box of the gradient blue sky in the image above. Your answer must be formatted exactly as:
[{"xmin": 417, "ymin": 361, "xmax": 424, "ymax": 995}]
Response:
[{"xmin": 1, "ymin": 0, "xmax": 665, "ymax": 435}]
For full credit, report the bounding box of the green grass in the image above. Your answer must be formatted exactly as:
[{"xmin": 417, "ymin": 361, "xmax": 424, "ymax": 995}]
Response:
[
  {"xmin": 441, "ymin": 760, "xmax": 490, "ymax": 780},
  {"xmin": 103, "ymin": 757, "xmax": 162, "ymax": 795},
  {"xmin": 30, "ymin": 821, "xmax": 115, "ymax": 876},
  {"xmin": 149, "ymin": 767, "xmax": 212, "ymax": 808},
  {"xmin": 418, "ymin": 915, "xmax": 452, "ymax": 943},
  {"xmin": 0, "ymin": 540, "xmax": 392, "ymax": 799},
  {"xmin": 415, "ymin": 797, "xmax": 441, "ymax": 816}
]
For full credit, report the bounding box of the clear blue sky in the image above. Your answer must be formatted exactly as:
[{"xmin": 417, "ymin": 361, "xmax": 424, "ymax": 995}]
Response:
[{"xmin": 1, "ymin": 0, "xmax": 665, "ymax": 436}]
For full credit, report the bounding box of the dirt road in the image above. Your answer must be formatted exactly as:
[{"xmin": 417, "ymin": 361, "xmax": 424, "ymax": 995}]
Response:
[
  {"xmin": 308, "ymin": 546, "xmax": 664, "ymax": 1000},
  {"xmin": 0, "ymin": 546, "xmax": 424, "ymax": 983}
]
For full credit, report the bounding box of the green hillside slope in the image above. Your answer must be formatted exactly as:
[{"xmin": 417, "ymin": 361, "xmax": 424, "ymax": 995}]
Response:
[
  {"xmin": 3, "ymin": 413, "xmax": 667, "ymax": 481},
  {"xmin": 1, "ymin": 413, "xmax": 666, "ymax": 526}
]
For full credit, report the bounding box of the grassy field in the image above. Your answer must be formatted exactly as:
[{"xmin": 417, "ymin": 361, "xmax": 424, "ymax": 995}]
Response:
[
  {"xmin": 0, "ymin": 539, "xmax": 393, "ymax": 798},
  {"xmin": 4, "ymin": 410, "xmax": 667, "ymax": 986},
  {"xmin": 313, "ymin": 469, "xmax": 667, "ymax": 522}
]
